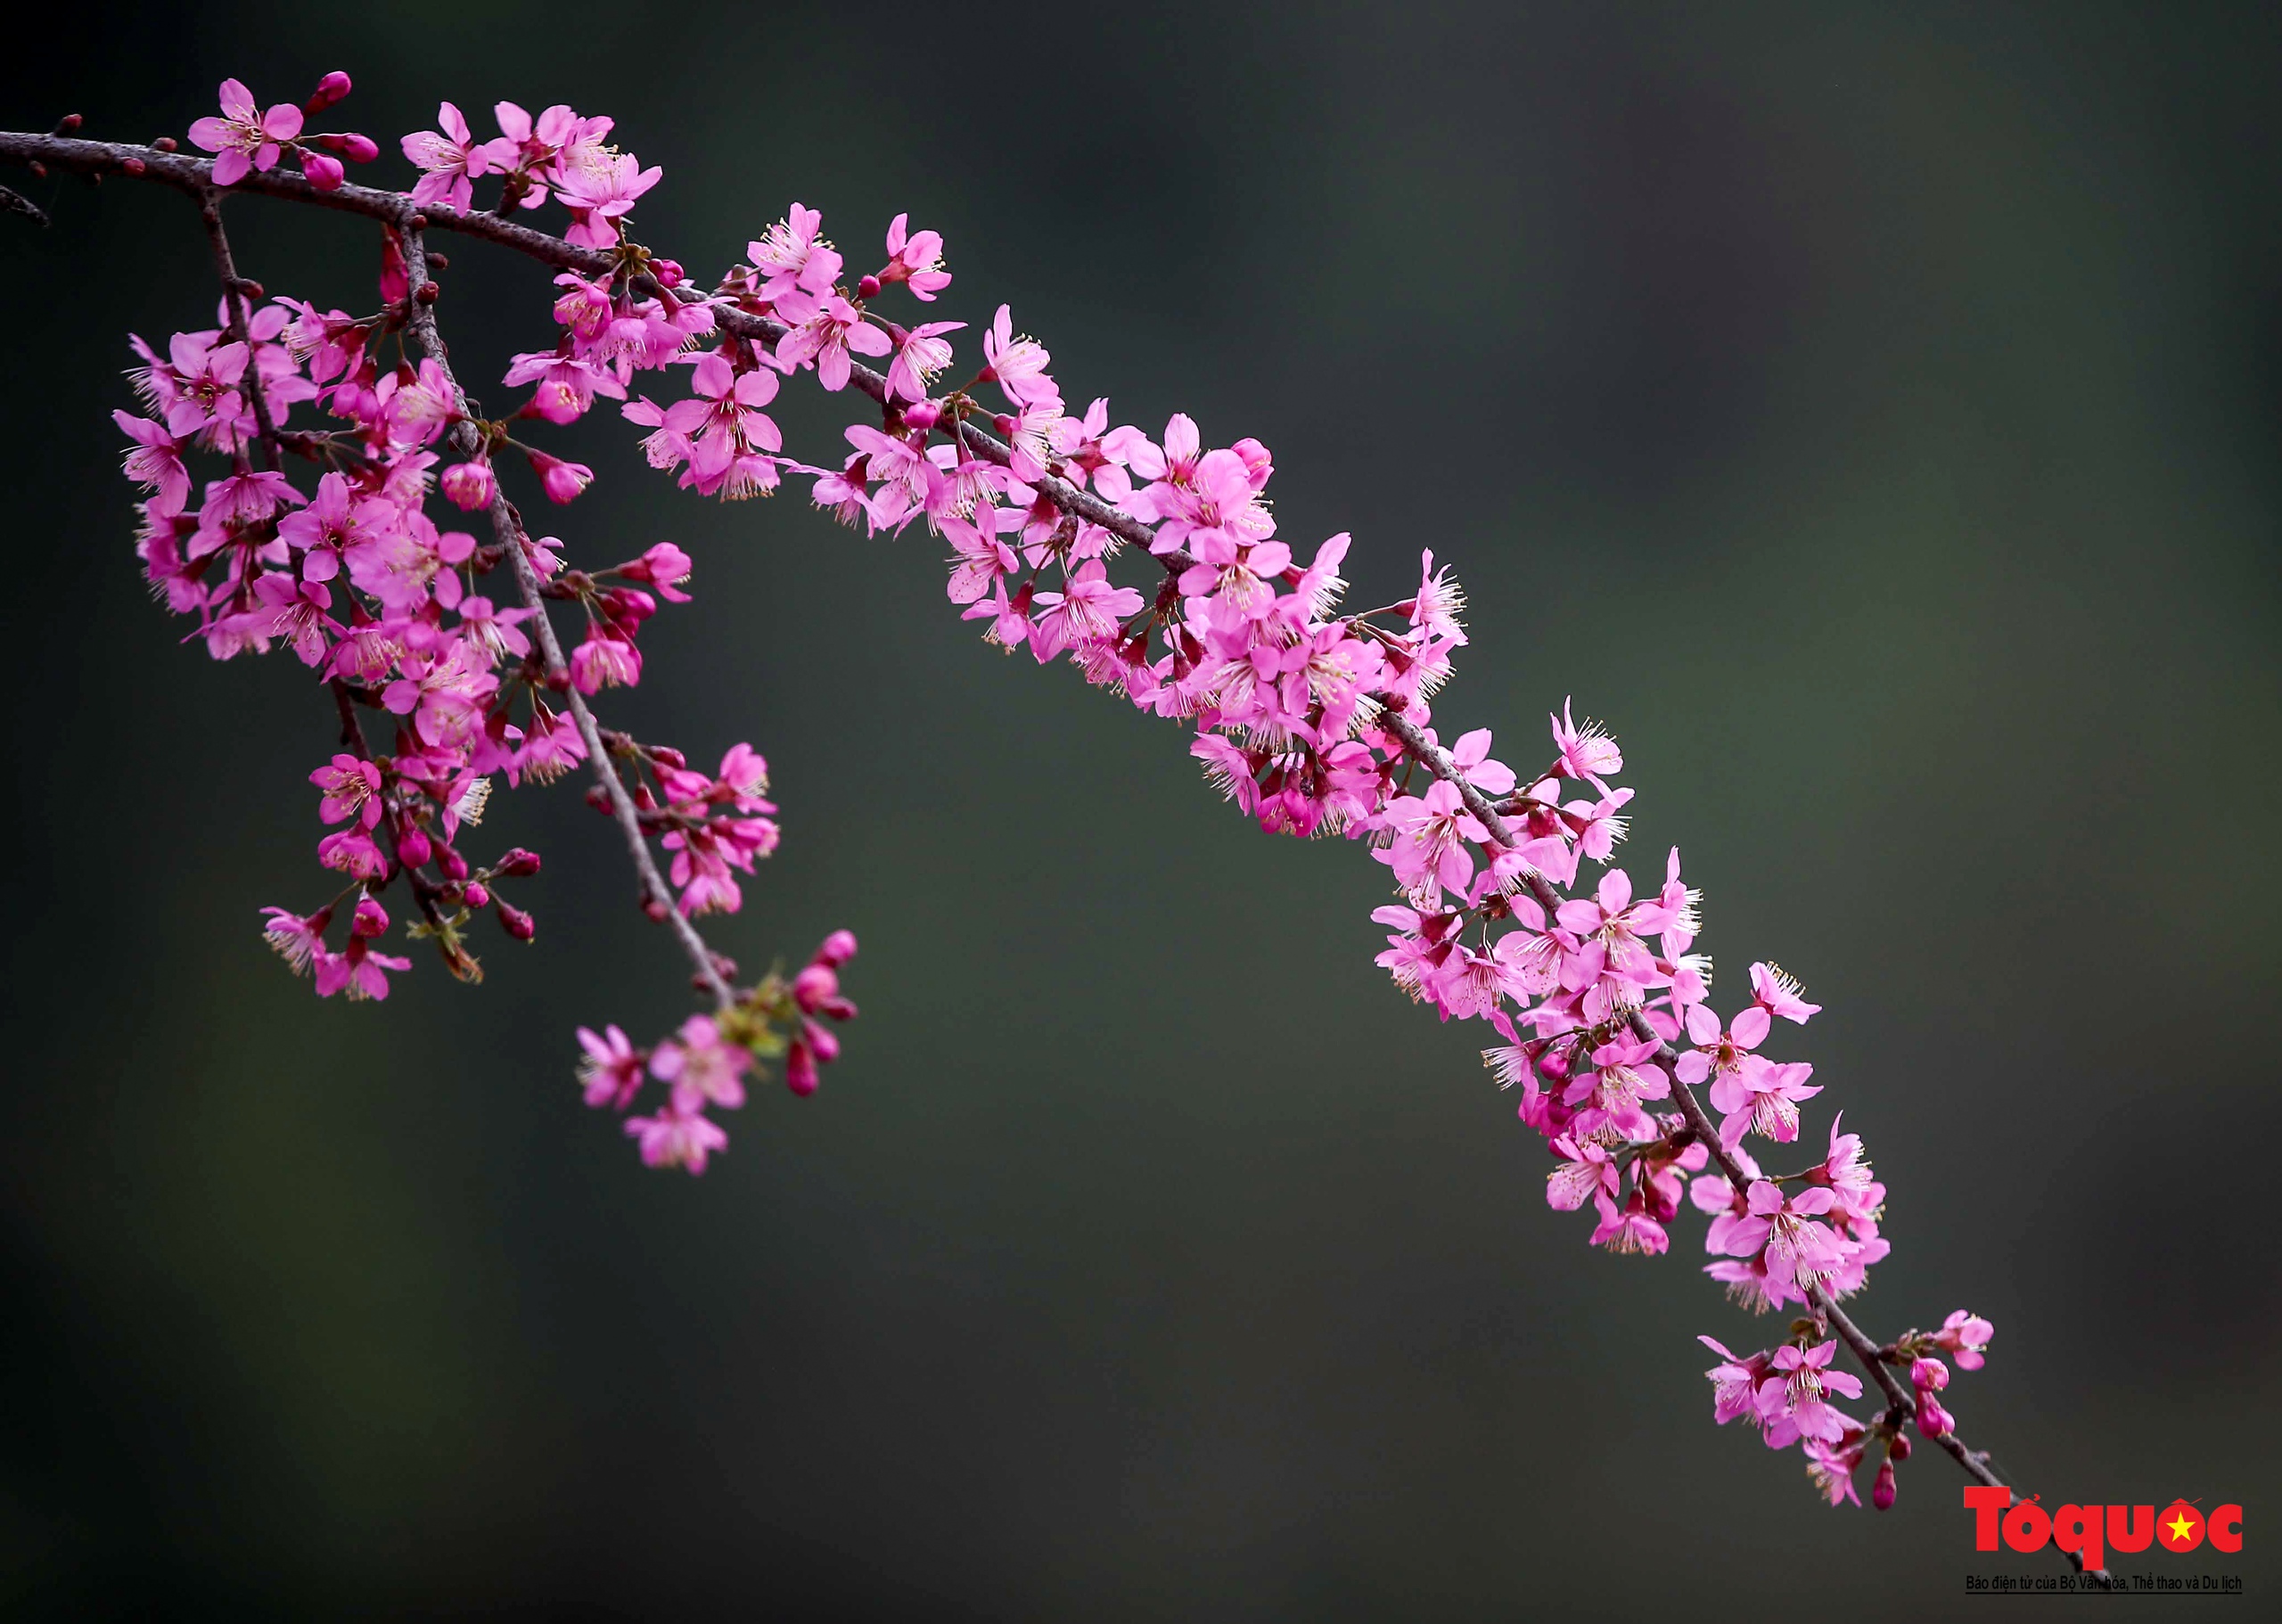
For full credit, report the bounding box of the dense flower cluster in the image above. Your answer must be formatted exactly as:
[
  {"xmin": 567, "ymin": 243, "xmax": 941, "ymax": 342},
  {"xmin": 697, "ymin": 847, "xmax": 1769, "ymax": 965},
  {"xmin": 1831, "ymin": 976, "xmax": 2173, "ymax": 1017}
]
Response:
[
  {"xmin": 17, "ymin": 67, "xmax": 2054, "ymax": 1540},
  {"xmin": 115, "ymin": 74, "xmax": 852, "ymax": 1169}
]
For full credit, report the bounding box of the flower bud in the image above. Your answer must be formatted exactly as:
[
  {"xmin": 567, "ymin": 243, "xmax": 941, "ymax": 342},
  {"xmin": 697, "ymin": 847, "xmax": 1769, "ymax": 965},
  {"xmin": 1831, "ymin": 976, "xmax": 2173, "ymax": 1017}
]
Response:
[
  {"xmin": 1872, "ymin": 1459, "xmax": 1897, "ymax": 1511},
  {"xmin": 300, "ymin": 151, "xmax": 345, "ymax": 192},
  {"xmin": 529, "ymin": 451, "xmax": 594, "ymax": 504},
  {"xmin": 397, "ymin": 826, "xmax": 432, "ymax": 868},
  {"xmin": 306, "ymin": 71, "xmax": 353, "ymax": 111},
  {"xmin": 634, "ymin": 540, "xmax": 692, "ymax": 592},
  {"xmin": 340, "ymin": 132, "xmax": 378, "ymax": 164},
  {"xmin": 380, "ymin": 230, "xmax": 410, "ymax": 304},
  {"xmin": 497, "ymin": 900, "xmax": 536, "ymax": 942},
  {"xmin": 856, "ymin": 273, "xmax": 882, "ymax": 299},
  {"xmin": 440, "ymin": 460, "xmax": 497, "ymax": 512},
  {"xmin": 1887, "ymin": 1431, "xmax": 1911, "ymax": 1462},
  {"xmin": 436, "ymin": 842, "xmax": 470, "ymax": 882},
  {"xmin": 494, "ymin": 847, "xmax": 543, "ymax": 877},
  {"xmin": 350, "ymin": 896, "xmax": 389, "ymax": 937},
  {"xmin": 792, "ymin": 964, "xmax": 838, "ymax": 1013},
  {"xmin": 802, "ymin": 1017, "xmax": 841, "ymax": 1064},
  {"xmin": 463, "ymin": 882, "xmax": 490, "ymax": 908},
  {"xmin": 1911, "ymin": 1356, "xmax": 1950, "ymax": 1392},
  {"xmin": 813, "ymin": 928, "xmax": 858, "ymax": 967},
  {"xmin": 651, "ymin": 258, "xmax": 684, "ymax": 287},
  {"xmin": 785, "ymin": 1039, "xmax": 819, "ymax": 1096},
  {"xmin": 901, "ymin": 400, "xmax": 940, "ymax": 431},
  {"xmin": 1916, "ymin": 1395, "xmax": 1953, "ymax": 1439}
]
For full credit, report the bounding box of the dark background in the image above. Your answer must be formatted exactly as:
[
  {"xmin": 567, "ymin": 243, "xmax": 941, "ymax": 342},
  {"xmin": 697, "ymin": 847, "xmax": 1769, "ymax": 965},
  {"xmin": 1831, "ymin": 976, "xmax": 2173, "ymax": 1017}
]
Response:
[{"xmin": 3, "ymin": 2, "xmax": 2278, "ymax": 1616}]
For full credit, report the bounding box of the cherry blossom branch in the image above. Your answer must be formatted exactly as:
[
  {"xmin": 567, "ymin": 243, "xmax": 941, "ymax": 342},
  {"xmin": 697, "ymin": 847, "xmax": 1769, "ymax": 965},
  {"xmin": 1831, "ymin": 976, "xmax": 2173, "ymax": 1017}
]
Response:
[
  {"xmin": 4, "ymin": 83, "xmax": 2088, "ymax": 1552},
  {"xmin": 0, "ymin": 132, "xmax": 1185, "ymax": 576},
  {"xmin": 1370, "ymin": 705, "xmax": 2103, "ymax": 1579},
  {"xmin": 194, "ymin": 188, "xmax": 278, "ymax": 466},
  {"xmin": 0, "ymin": 129, "xmax": 603, "ymax": 271},
  {"xmin": 3, "ymin": 111, "xmax": 858, "ymax": 1168},
  {"xmin": 391, "ymin": 217, "xmax": 733, "ymax": 1006}
]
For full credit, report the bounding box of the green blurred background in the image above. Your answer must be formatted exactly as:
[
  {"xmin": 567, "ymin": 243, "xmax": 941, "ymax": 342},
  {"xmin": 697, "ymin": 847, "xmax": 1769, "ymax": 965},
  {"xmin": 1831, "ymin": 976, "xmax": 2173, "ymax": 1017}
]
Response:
[{"xmin": 3, "ymin": 1, "xmax": 2277, "ymax": 1615}]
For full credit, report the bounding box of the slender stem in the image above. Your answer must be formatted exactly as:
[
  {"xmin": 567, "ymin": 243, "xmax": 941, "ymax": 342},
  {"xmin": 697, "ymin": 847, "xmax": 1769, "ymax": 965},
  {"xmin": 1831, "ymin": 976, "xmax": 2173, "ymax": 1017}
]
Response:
[
  {"xmin": 389, "ymin": 213, "xmax": 732, "ymax": 1006},
  {"xmin": 194, "ymin": 188, "xmax": 278, "ymax": 471}
]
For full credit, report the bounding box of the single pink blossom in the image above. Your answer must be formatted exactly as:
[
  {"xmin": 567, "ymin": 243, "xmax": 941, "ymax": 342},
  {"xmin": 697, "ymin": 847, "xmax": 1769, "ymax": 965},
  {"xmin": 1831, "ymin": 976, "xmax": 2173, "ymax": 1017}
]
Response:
[
  {"xmin": 625, "ymin": 1100, "xmax": 729, "ymax": 1174},
  {"xmin": 649, "ymin": 1013, "xmax": 751, "ymax": 1112},
  {"xmin": 577, "ymin": 1024, "xmax": 647, "ymax": 1110},
  {"xmin": 1933, "ymin": 1310, "xmax": 1995, "ymax": 1371},
  {"xmin": 401, "ymin": 102, "xmax": 490, "ymax": 210},
  {"xmin": 187, "ymin": 78, "xmax": 304, "ymax": 187}
]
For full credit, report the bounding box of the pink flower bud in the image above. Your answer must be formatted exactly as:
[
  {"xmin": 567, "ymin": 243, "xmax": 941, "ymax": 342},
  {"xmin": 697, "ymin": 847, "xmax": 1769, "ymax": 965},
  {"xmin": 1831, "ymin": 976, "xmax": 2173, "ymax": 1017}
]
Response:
[
  {"xmin": 651, "ymin": 258, "xmax": 684, "ymax": 288},
  {"xmin": 300, "ymin": 151, "xmax": 345, "ymax": 191},
  {"xmin": 350, "ymin": 896, "xmax": 389, "ymax": 938},
  {"xmin": 463, "ymin": 882, "xmax": 490, "ymax": 908},
  {"xmin": 306, "ymin": 70, "xmax": 353, "ymax": 111},
  {"xmin": 801, "ymin": 1017, "xmax": 841, "ymax": 1064},
  {"xmin": 1916, "ymin": 1396, "xmax": 1952, "ymax": 1439},
  {"xmin": 785, "ymin": 1039, "xmax": 819, "ymax": 1096},
  {"xmin": 380, "ymin": 230, "xmax": 410, "ymax": 304},
  {"xmin": 856, "ymin": 274, "xmax": 882, "ymax": 299},
  {"xmin": 1911, "ymin": 1356, "xmax": 1950, "ymax": 1392},
  {"xmin": 339, "ymin": 132, "xmax": 378, "ymax": 164},
  {"xmin": 1872, "ymin": 1459, "xmax": 1897, "ymax": 1511},
  {"xmin": 497, "ymin": 900, "xmax": 536, "ymax": 941},
  {"xmin": 436, "ymin": 842, "xmax": 470, "ymax": 882},
  {"xmin": 397, "ymin": 826, "xmax": 432, "ymax": 868},
  {"xmin": 792, "ymin": 964, "xmax": 839, "ymax": 1013},
  {"xmin": 529, "ymin": 451, "xmax": 594, "ymax": 504},
  {"xmin": 1887, "ymin": 1431, "xmax": 1912, "ymax": 1462},
  {"xmin": 631, "ymin": 541, "xmax": 694, "ymax": 602},
  {"xmin": 495, "ymin": 848, "xmax": 543, "ymax": 877},
  {"xmin": 902, "ymin": 400, "xmax": 940, "ymax": 431},
  {"xmin": 440, "ymin": 460, "xmax": 497, "ymax": 512},
  {"xmin": 813, "ymin": 928, "xmax": 858, "ymax": 967}
]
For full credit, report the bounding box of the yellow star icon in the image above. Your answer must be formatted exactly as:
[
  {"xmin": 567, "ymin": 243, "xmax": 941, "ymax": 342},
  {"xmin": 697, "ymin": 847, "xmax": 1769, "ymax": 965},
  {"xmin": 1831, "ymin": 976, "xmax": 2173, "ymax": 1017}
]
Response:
[{"xmin": 2166, "ymin": 1513, "xmax": 2196, "ymax": 1544}]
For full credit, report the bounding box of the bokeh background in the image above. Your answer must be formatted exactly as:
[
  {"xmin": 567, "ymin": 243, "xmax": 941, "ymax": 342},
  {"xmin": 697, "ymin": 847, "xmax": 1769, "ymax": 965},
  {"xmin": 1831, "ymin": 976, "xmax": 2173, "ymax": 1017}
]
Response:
[{"xmin": 4, "ymin": 2, "xmax": 2278, "ymax": 1616}]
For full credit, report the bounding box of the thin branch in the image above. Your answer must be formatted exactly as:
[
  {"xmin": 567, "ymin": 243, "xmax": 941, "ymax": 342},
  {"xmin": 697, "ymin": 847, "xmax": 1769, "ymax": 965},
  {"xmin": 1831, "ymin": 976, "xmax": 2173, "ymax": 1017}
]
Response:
[
  {"xmin": 194, "ymin": 187, "xmax": 281, "ymax": 472},
  {"xmin": 390, "ymin": 218, "xmax": 733, "ymax": 1005}
]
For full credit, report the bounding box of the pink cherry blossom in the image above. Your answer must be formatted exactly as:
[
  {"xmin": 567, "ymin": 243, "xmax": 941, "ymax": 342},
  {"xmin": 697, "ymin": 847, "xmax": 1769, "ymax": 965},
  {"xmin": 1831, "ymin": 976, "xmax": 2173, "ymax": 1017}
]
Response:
[
  {"xmin": 624, "ymin": 1100, "xmax": 729, "ymax": 1174},
  {"xmin": 188, "ymin": 78, "xmax": 303, "ymax": 187},
  {"xmin": 401, "ymin": 102, "xmax": 490, "ymax": 210},
  {"xmin": 881, "ymin": 212, "xmax": 951, "ymax": 299}
]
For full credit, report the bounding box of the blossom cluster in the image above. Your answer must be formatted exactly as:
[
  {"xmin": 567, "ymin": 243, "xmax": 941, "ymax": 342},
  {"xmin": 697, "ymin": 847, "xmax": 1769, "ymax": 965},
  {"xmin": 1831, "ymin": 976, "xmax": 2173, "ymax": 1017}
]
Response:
[
  {"xmin": 50, "ymin": 66, "xmax": 2031, "ymax": 1523},
  {"xmin": 579, "ymin": 929, "xmax": 859, "ymax": 1172},
  {"xmin": 656, "ymin": 192, "xmax": 1997, "ymax": 1509},
  {"xmin": 116, "ymin": 74, "xmax": 852, "ymax": 1172},
  {"xmin": 1701, "ymin": 1309, "xmax": 1995, "ymax": 1506}
]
